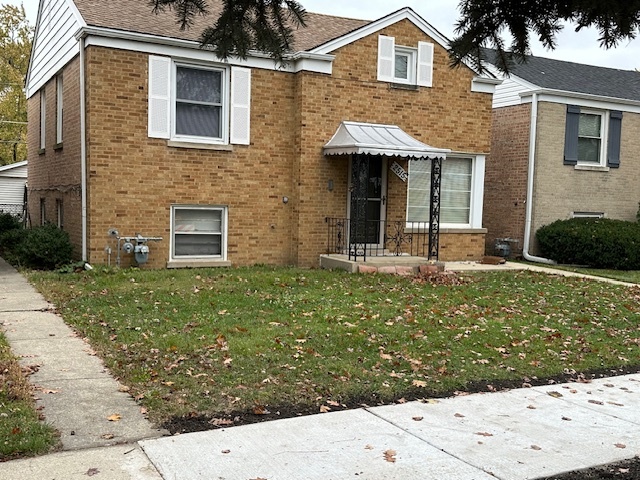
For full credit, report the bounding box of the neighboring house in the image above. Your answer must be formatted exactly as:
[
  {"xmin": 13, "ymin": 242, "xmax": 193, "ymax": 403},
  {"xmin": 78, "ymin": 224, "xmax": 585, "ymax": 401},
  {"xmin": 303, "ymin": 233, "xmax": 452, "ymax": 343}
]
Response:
[
  {"xmin": 26, "ymin": 0, "xmax": 498, "ymax": 268},
  {"xmin": 0, "ymin": 160, "xmax": 27, "ymax": 218},
  {"xmin": 484, "ymin": 51, "xmax": 640, "ymax": 260}
]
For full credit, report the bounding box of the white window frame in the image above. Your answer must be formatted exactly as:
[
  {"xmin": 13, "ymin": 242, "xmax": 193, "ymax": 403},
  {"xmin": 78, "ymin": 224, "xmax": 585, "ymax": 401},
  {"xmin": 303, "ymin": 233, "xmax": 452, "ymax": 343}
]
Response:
[
  {"xmin": 56, "ymin": 199, "xmax": 63, "ymax": 228},
  {"xmin": 577, "ymin": 109, "xmax": 607, "ymax": 166},
  {"xmin": 406, "ymin": 154, "xmax": 485, "ymax": 229},
  {"xmin": 393, "ymin": 46, "xmax": 417, "ymax": 84},
  {"xmin": 171, "ymin": 62, "xmax": 229, "ymax": 145},
  {"xmin": 170, "ymin": 205, "xmax": 228, "ymax": 261},
  {"xmin": 40, "ymin": 89, "xmax": 46, "ymax": 150},
  {"xmin": 56, "ymin": 75, "xmax": 63, "ymax": 144},
  {"xmin": 572, "ymin": 211, "xmax": 604, "ymax": 219}
]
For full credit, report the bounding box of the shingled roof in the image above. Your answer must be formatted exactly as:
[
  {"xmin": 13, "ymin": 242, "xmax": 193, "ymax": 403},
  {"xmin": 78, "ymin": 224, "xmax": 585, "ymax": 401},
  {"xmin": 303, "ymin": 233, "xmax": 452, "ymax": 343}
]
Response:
[
  {"xmin": 484, "ymin": 48, "xmax": 640, "ymax": 102},
  {"xmin": 72, "ymin": 0, "xmax": 370, "ymax": 52}
]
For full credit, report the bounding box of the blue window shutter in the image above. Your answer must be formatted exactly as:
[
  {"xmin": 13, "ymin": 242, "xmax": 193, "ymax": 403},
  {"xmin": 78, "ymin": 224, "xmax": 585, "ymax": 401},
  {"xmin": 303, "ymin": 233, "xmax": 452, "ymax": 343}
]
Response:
[
  {"xmin": 607, "ymin": 111, "xmax": 623, "ymax": 168},
  {"xmin": 563, "ymin": 104, "xmax": 580, "ymax": 165}
]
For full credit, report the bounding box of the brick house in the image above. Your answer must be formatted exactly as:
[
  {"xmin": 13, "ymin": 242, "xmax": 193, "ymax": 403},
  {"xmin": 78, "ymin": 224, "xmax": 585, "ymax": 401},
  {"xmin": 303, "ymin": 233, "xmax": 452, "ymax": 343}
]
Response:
[
  {"xmin": 26, "ymin": 0, "xmax": 498, "ymax": 268},
  {"xmin": 484, "ymin": 52, "xmax": 640, "ymax": 260}
]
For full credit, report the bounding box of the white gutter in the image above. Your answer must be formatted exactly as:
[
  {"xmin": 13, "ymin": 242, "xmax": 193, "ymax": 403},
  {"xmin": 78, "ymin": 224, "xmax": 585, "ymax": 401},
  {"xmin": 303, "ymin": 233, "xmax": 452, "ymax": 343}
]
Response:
[
  {"xmin": 80, "ymin": 36, "xmax": 87, "ymax": 262},
  {"xmin": 522, "ymin": 92, "xmax": 556, "ymax": 265}
]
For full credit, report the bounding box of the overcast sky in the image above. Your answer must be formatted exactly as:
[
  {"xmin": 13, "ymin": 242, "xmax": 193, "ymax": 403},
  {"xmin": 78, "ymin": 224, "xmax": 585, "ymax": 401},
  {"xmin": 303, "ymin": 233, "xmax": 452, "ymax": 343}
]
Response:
[{"xmin": 7, "ymin": 0, "xmax": 640, "ymax": 71}]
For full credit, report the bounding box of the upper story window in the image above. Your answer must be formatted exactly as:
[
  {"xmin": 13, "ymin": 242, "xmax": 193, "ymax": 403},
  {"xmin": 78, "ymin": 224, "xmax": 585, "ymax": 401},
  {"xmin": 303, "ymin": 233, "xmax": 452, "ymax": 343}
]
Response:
[
  {"xmin": 577, "ymin": 110, "xmax": 604, "ymax": 164},
  {"xmin": 56, "ymin": 75, "xmax": 63, "ymax": 145},
  {"xmin": 564, "ymin": 105, "xmax": 622, "ymax": 169},
  {"xmin": 175, "ymin": 65, "xmax": 225, "ymax": 141},
  {"xmin": 148, "ymin": 56, "xmax": 251, "ymax": 146},
  {"xmin": 377, "ymin": 35, "xmax": 434, "ymax": 87}
]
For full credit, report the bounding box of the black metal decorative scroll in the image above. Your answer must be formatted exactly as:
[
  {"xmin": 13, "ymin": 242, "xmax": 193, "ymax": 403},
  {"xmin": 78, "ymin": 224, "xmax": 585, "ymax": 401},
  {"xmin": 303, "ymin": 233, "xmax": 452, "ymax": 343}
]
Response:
[{"xmin": 428, "ymin": 156, "xmax": 442, "ymax": 260}]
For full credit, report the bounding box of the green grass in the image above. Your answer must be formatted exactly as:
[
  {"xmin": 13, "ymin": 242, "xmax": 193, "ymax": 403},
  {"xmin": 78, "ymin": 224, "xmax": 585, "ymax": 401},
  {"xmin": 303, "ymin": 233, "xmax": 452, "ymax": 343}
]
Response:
[
  {"xmin": 0, "ymin": 334, "xmax": 59, "ymax": 460},
  {"xmin": 550, "ymin": 266, "xmax": 640, "ymax": 284},
  {"xmin": 26, "ymin": 266, "xmax": 640, "ymax": 425}
]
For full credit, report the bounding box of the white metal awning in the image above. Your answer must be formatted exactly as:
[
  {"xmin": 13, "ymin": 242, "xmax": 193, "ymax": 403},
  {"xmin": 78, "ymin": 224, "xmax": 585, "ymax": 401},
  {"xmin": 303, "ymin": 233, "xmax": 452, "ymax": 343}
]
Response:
[{"xmin": 323, "ymin": 121, "xmax": 450, "ymax": 159}]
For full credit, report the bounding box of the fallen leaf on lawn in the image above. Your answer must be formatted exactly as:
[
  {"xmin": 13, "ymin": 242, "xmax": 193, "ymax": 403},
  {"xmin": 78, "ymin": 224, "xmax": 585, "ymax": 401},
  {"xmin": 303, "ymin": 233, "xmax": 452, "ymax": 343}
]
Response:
[
  {"xmin": 101, "ymin": 433, "xmax": 114, "ymax": 439},
  {"xmin": 319, "ymin": 405, "xmax": 331, "ymax": 413},
  {"xmin": 11, "ymin": 427, "xmax": 21, "ymax": 435},
  {"xmin": 412, "ymin": 416, "xmax": 423, "ymax": 421},
  {"xmin": 383, "ymin": 449, "xmax": 397, "ymax": 463},
  {"xmin": 107, "ymin": 413, "xmax": 121, "ymax": 422},
  {"xmin": 396, "ymin": 397, "xmax": 407, "ymax": 404},
  {"xmin": 619, "ymin": 468, "xmax": 630, "ymax": 473},
  {"xmin": 221, "ymin": 449, "xmax": 231, "ymax": 454},
  {"xmin": 423, "ymin": 399, "xmax": 439, "ymax": 404},
  {"xmin": 454, "ymin": 413, "xmax": 465, "ymax": 418},
  {"xmin": 614, "ymin": 443, "xmax": 626, "ymax": 449},
  {"xmin": 86, "ymin": 468, "xmax": 100, "ymax": 476},
  {"xmin": 531, "ymin": 445, "xmax": 542, "ymax": 451},
  {"xmin": 608, "ymin": 402, "xmax": 624, "ymax": 407},
  {"xmin": 365, "ymin": 444, "xmax": 374, "ymax": 450},
  {"xmin": 588, "ymin": 399, "xmax": 604, "ymax": 405},
  {"xmin": 547, "ymin": 391, "xmax": 563, "ymax": 398},
  {"xmin": 253, "ymin": 405, "xmax": 269, "ymax": 415},
  {"xmin": 209, "ymin": 418, "xmax": 234, "ymax": 426},
  {"xmin": 379, "ymin": 352, "xmax": 393, "ymax": 360},
  {"xmin": 561, "ymin": 416, "xmax": 572, "ymax": 421},
  {"xmin": 475, "ymin": 432, "xmax": 493, "ymax": 437},
  {"xmin": 412, "ymin": 380, "xmax": 427, "ymax": 388},
  {"xmin": 118, "ymin": 386, "xmax": 130, "ymax": 392},
  {"xmin": 327, "ymin": 400, "xmax": 341, "ymax": 407},
  {"xmin": 140, "ymin": 407, "xmax": 148, "ymax": 415},
  {"xmin": 527, "ymin": 405, "xmax": 537, "ymax": 409}
]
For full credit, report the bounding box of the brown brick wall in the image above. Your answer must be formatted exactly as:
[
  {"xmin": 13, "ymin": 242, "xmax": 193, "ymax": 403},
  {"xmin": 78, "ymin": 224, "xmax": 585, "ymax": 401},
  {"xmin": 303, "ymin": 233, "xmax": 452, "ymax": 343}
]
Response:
[
  {"xmin": 85, "ymin": 47, "xmax": 297, "ymax": 268},
  {"xmin": 27, "ymin": 56, "xmax": 83, "ymax": 259},
  {"xmin": 293, "ymin": 19, "xmax": 493, "ymax": 265},
  {"xmin": 31, "ymin": 18, "xmax": 492, "ymax": 268},
  {"xmin": 483, "ymin": 103, "xmax": 530, "ymax": 256}
]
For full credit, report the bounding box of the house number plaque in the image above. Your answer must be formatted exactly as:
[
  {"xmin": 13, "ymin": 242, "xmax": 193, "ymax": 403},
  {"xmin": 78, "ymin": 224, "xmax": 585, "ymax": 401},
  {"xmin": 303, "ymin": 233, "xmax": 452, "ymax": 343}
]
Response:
[{"xmin": 390, "ymin": 161, "xmax": 408, "ymax": 182}]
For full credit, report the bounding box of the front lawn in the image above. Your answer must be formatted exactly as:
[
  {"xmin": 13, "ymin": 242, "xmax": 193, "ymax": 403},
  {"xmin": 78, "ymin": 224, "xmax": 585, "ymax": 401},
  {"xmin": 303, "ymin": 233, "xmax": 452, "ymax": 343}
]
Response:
[
  {"xmin": 551, "ymin": 266, "xmax": 640, "ymax": 284},
  {"xmin": 27, "ymin": 267, "xmax": 640, "ymax": 430}
]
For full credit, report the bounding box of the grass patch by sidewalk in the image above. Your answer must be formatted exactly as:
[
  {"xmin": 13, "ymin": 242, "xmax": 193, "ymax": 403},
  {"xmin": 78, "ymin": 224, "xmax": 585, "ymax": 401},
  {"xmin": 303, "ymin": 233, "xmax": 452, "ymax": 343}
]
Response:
[
  {"xmin": 0, "ymin": 333, "xmax": 59, "ymax": 460},
  {"xmin": 27, "ymin": 266, "xmax": 640, "ymax": 429},
  {"xmin": 550, "ymin": 266, "xmax": 640, "ymax": 284}
]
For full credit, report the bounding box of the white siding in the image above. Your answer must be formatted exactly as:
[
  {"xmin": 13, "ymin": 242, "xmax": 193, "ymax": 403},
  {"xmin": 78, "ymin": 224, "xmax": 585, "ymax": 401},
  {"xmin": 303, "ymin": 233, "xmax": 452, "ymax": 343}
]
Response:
[
  {"xmin": 26, "ymin": 0, "xmax": 84, "ymax": 98},
  {"xmin": 492, "ymin": 75, "xmax": 536, "ymax": 108},
  {"xmin": 0, "ymin": 178, "xmax": 26, "ymax": 205}
]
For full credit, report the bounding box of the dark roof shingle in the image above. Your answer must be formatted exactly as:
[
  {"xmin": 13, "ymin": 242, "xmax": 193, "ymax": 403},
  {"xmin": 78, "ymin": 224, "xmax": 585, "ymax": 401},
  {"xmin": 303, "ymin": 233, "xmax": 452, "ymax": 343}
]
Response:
[
  {"xmin": 484, "ymin": 48, "xmax": 640, "ymax": 102},
  {"xmin": 72, "ymin": 0, "xmax": 369, "ymax": 52}
]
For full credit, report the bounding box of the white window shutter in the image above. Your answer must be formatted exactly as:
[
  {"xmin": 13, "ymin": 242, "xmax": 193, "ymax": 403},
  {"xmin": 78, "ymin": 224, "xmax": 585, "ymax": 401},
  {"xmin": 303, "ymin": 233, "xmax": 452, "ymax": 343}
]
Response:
[
  {"xmin": 230, "ymin": 67, "xmax": 251, "ymax": 145},
  {"xmin": 377, "ymin": 35, "xmax": 395, "ymax": 82},
  {"xmin": 148, "ymin": 55, "xmax": 171, "ymax": 139},
  {"xmin": 417, "ymin": 42, "xmax": 434, "ymax": 87}
]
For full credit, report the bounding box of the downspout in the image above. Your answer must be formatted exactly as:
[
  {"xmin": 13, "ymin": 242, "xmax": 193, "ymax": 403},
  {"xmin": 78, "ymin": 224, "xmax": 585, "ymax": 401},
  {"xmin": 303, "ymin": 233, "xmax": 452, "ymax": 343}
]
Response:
[
  {"xmin": 80, "ymin": 36, "xmax": 88, "ymax": 261},
  {"xmin": 522, "ymin": 92, "xmax": 556, "ymax": 264}
]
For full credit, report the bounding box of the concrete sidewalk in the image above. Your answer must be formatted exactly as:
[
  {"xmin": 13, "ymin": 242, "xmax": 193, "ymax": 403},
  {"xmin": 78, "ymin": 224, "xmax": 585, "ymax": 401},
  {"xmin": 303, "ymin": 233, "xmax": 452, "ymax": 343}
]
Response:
[{"xmin": 1, "ymin": 257, "xmax": 639, "ymax": 479}]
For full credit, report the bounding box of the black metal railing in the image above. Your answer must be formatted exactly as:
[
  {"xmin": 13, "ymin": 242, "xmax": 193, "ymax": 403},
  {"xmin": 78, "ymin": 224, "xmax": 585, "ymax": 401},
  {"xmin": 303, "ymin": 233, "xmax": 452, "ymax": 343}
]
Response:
[{"xmin": 325, "ymin": 217, "xmax": 436, "ymax": 261}]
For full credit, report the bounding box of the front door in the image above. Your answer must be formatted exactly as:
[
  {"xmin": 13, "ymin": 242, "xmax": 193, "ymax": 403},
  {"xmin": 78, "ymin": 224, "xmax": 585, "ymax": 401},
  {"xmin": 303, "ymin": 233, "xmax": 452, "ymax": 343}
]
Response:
[{"xmin": 349, "ymin": 155, "xmax": 387, "ymax": 248}]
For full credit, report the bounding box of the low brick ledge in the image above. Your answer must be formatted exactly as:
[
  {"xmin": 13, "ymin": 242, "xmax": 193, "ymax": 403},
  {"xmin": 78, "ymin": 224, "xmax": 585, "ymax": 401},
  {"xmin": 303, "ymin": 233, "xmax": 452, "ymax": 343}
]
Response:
[{"xmin": 358, "ymin": 263, "xmax": 446, "ymax": 275}]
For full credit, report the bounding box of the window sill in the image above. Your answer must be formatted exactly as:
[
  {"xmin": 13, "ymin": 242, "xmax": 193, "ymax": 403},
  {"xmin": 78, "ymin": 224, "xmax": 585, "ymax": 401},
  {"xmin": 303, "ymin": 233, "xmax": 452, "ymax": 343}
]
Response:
[
  {"xmin": 404, "ymin": 227, "xmax": 487, "ymax": 234},
  {"xmin": 167, "ymin": 140, "xmax": 234, "ymax": 151},
  {"xmin": 39, "ymin": 148, "xmax": 45, "ymax": 155},
  {"xmin": 54, "ymin": 142, "xmax": 63, "ymax": 151},
  {"xmin": 389, "ymin": 82, "xmax": 419, "ymax": 91},
  {"xmin": 574, "ymin": 164, "xmax": 610, "ymax": 172},
  {"xmin": 167, "ymin": 259, "xmax": 232, "ymax": 269}
]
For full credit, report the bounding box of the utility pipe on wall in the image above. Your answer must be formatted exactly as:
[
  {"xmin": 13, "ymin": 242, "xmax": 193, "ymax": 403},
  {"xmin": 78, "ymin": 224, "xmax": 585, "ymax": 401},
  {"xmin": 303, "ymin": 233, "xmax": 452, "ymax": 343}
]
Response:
[
  {"xmin": 522, "ymin": 92, "xmax": 556, "ymax": 265},
  {"xmin": 80, "ymin": 36, "xmax": 87, "ymax": 262}
]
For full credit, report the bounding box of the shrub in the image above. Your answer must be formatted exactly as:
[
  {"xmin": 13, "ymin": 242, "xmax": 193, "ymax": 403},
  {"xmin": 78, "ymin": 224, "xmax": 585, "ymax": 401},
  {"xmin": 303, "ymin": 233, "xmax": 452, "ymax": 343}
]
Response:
[
  {"xmin": 15, "ymin": 224, "xmax": 73, "ymax": 270},
  {"xmin": 0, "ymin": 212, "xmax": 21, "ymax": 234},
  {"xmin": 536, "ymin": 218, "xmax": 640, "ymax": 270}
]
